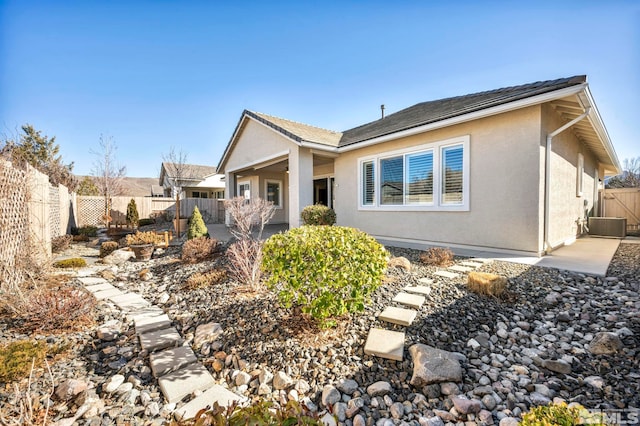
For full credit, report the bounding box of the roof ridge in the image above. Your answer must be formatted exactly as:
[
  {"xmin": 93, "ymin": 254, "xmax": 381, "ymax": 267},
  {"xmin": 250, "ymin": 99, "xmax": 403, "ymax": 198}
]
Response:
[{"xmin": 250, "ymin": 110, "xmax": 342, "ymax": 135}]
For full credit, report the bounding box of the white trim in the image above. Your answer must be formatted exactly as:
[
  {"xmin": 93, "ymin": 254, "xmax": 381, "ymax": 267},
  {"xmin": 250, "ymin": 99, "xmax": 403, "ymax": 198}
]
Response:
[
  {"xmin": 577, "ymin": 153, "xmax": 584, "ymax": 197},
  {"xmin": 357, "ymin": 135, "xmax": 470, "ymax": 211},
  {"xmin": 340, "ymin": 84, "xmax": 586, "ymax": 153},
  {"xmin": 265, "ymin": 179, "xmax": 283, "ymax": 209},
  {"xmin": 227, "ymin": 150, "xmax": 290, "ymax": 174}
]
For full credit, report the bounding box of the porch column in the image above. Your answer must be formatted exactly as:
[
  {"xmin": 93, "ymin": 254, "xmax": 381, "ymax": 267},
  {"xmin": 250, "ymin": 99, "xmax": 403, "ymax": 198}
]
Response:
[
  {"xmin": 288, "ymin": 147, "xmax": 313, "ymax": 228},
  {"xmin": 224, "ymin": 171, "xmax": 235, "ymax": 226}
]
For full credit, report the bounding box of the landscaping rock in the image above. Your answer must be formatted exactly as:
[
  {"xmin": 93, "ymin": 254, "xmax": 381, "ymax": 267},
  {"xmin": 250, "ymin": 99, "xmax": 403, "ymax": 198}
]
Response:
[
  {"xmin": 588, "ymin": 332, "xmax": 624, "ymax": 355},
  {"xmin": 451, "ymin": 395, "xmax": 481, "ymax": 414},
  {"xmin": 194, "ymin": 322, "xmax": 223, "ymax": 349},
  {"xmin": 55, "ymin": 379, "xmax": 88, "ymax": 401},
  {"xmin": 367, "ymin": 381, "xmax": 392, "ymax": 397},
  {"xmin": 409, "ymin": 344, "xmax": 463, "ymax": 386}
]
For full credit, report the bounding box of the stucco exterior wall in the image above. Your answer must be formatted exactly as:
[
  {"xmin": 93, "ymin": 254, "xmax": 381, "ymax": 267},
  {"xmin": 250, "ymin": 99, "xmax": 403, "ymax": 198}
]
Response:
[
  {"xmin": 224, "ymin": 119, "xmax": 293, "ymax": 173},
  {"xmin": 334, "ymin": 106, "xmax": 543, "ymax": 254},
  {"xmin": 541, "ymin": 104, "xmax": 598, "ymax": 248}
]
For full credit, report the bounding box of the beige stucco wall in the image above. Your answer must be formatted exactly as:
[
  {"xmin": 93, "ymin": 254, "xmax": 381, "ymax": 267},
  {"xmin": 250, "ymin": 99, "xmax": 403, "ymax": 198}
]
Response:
[
  {"xmin": 335, "ymin": 106, "xmax": 544, "ymax": 254},
  {"xmin": 224, "ymin": 119, "xmax": 293, "ymax": 173},
  {"xmin": 541, "ymin": 104, "xmax": 598, "ymax": 249}
]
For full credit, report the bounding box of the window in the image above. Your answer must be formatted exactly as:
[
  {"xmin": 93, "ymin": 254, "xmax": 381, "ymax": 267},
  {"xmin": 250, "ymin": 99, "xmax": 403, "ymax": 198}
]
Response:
[
  {"xmin": 214, "ymin": 190, "xmax": 225, "ymax": 199},
  {"xmin": 192, "ymin": 191, "xmax": 208, "ymax": 199},
  {"xmin": 265, "ymin": 180, "xmax": 282, "ymax": 208},
  {"xmin": 358, "ymin": 136, "xmax": 469, "ymax": 211},
  {"xmin": 238, "ymin": 181, "xmax": 250, "ymax": 200},
  {"xmin": 577, "ymin": 153, "xmax": 584, "ymax": 197}
]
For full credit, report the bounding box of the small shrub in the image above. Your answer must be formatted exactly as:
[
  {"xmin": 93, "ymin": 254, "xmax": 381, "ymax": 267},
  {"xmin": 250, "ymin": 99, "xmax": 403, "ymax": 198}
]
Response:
[
  {"xmin": 53, "ymin": 258, "xmax": 87, "ymax": 268},
  {"xmin": 224, "ymin": 196, "xmax": 276, "ymax": 240},
  {"xmin": 138, "ymin": 218, "xmax": 155, "ymax": 227},
  {"xmin": 126, "ymin": 198, "xmax": 139, "ymax": 228},
  {"xmin": 72, "ymin": 225, "xmax": 98, "ymax": 237},
  {"xmin": 467, "ymin": 271, "xmax": 507, "ymax": 297},
  {"xmin": 72, "ymin": 234, "xmax": 89, "ymax": 242},
  {"xmin": 100, "ymin": 241, "xmax": 119, "ymax": 258},
  {"xmin": 21, "ymin": 286, "xmax": 96, "ymax": 332},
  {"xmin": 171, "ymin": 400, "xmax": 323, "ymax": 426},
  {"xmin": 301, "ymin": 204, "xmax": 336, "ymax": 226},
  {"xmin": 184, "ymin": 268, "xmax": 227, "ymax": 290},
  {"xmin": 0, "ymin": 340, "xmax": 48, "ymax": 383},
  {"xmin": 521, "ymin": 402, "xmax": 592, "ymax": 426},
  {"xmin": 419, "ymin": 247, "xmax": 454, "ymax": 266},
  {"xmin": 262, "ymin": 226, "xmax": 388, "ymax": 326},
  {"xmin": 187, "ymin": 206, "xmax": 209, "ymax": 239},
  {"xmin": 51, "ymin": 234, "xmax": 73, "ymax": 253},
  {"xmin": 126, "ymin": 231, "xmax": 164, "ymax": 246},
  {"xmin": 226, "ymin": 239, "xmax": 264, "ymax": 289},
  {"xmin": 182, "ymin": 237, "xmax": 219, "ymax": 264}
]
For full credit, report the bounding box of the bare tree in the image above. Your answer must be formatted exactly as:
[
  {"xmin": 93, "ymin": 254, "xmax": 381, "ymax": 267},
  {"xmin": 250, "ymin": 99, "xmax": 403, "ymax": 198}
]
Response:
[
  {"xmin": 224, "ymin": 196, "xmax": 276, "ymax": 241},
  {"xmin": 91, "ymin": 134, "xmax": 126, "ymax": 228},
  {"xmin": 162, "ymin": 147, "xmax": 189, "ymax": 236},
  {"xmin": 606, "ymin": 157, "xmax": 640, "ymax": 188}
]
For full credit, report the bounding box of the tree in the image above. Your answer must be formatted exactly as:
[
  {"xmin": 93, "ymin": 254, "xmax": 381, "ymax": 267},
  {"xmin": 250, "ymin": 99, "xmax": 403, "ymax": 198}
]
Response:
[
  {"xmin": 76, "ymin": 176, "xmax": 100, "ymax": 195},
  {"xmin": 126, "ymin": 198, "xmax": 139, "ymax": 229},
  {"xmin": 91, "ymin": 134, "xmax": 126, "ymax": 228},
  {"xmin": 162, "ymin": 147, "xmax": 189, "ymax": 236},
  {"xmin": 0, "ymin": 124, "xmax": 77, "ymax": 190},
  {"xmin": 606, "ymin": 157, "xmax": 640, "ymax": 188},
  {"xmin": 187, "ymin": 206, "xmax": 208, "ymax": 239}
]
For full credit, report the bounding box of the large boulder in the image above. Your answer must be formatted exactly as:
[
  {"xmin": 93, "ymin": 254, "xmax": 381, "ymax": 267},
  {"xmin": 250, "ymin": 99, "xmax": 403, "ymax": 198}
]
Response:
[
  {"xmin": 409, "ymin": 344, "xmax": 463, "ymax": 386},
  {"xmin": 588, "ymin": 332, "xmax": 624, "ymax": 355},
  {"xmin": 101, "ymin": 249, "xmax": 134, "ymax": 265}
]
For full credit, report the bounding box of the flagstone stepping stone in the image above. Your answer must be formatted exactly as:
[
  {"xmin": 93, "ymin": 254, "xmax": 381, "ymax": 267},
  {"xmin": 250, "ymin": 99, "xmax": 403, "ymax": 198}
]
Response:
[
  {"xmin": 139, "ymin": 327, "xmax": 182, "ymax": 352},
  {"xmin": 150, "ymin": 346, "xmax": 197, "ymax": 377},
  {"xmin": 378, "ymin": 306, "xmax": 417, "ymax": 326},
  {"xmin": 110, "ymin": 293, "xmax": 151, "ymax": 311},
  {"xmin": 449, "ymin": 265, "xmax": 473, "ymax": 273},
  {"xmin": 434, "ymin": 270, "xmax": 459, "ymax": 279},
  {"xmin": 364, "ymin": 328, "xmax": 405, "ymax": 361},
  {"xmin": 418, "ymin": 277, "xmax": 434, "ymax": 285},
  {"xmin": 135, "ymin": 314, "xmax": 172, "ymax": 335},
  {"xmin": 84, "ymin": 283, "xmax": 116, "ymax": 293},
  {"xmin": 127, "ymin": 306, "xmax": 165, "ymax": 322},
  {"xmin": 403, "ymin": 285, "xmax": 431, "ymax": 296},
  {"xmin": 93, "ymin": 288, "xmax": 124, "ymax": 300},
  {"xmin": 174, "ymin": 385, "xmax": 247, "ymax": 421},
  {"xmin": 158, "ymin": 363, "xmax": 216, "ymax": 404},
  {"xmin": 392, "ymin": 292, "xmax": 425, "ymax": 309},
  {"xmin": 78, "ymin": 277, "xmax": 109, "ymax": 286},
  {"xmin": 460, "ymin": 261, "xmax": 482, "ymax": 268}
]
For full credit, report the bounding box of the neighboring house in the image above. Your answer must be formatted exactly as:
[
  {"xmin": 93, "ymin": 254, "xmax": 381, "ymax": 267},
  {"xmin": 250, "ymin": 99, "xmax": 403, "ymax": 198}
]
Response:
[
  {"xmin": 159, "ymin": 162, "xmax": 225, "ymax": 199},
  {"xmin": 217, "ymin": 76, "xmax": 621, "ymax": 256}
]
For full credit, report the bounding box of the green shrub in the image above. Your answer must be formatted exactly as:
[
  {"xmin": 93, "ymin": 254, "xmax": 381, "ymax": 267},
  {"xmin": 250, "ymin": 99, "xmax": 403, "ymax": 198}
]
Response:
[
  {"xmin": 171, "ymin": 400, "xmax": 323, "ymax": 425},
  {"xmin": 100, "ymin": 241, "xmax": 119, "ymax": 257},
  {"xmin": 187, "ymin": 206, "xmax": 209, "ymax": 239},
  {"xmin": 138, "ymin": 218, "xmax": 155, "ymax": 227},
  {"xmin": 53, "ymin": 258, "xmax": 87, "ymax": 268},
  {"xmin": 76, "ymin": 226, "xmax": 98, "ymax": 237},
  {"xmin": 0, "ymin": 340, "xmax": 48, "ymax": 383},
  {"xmin": 521, "ymin": 402, "xmax": 593, "ymax": 426},
  {"xmin": 301, "ymin": 204, "xmax": 336, "ymax": 226},
  {"xmin": 262, "ymin": 226, "xmax": 388, "ymax": 326},
  {"xmin": 126, "ymin": 198, "xmax": 139, "ymax": 228},
  {"xmin": 51, "ymin": 234, "xmax": 73, "ymax": 253}
]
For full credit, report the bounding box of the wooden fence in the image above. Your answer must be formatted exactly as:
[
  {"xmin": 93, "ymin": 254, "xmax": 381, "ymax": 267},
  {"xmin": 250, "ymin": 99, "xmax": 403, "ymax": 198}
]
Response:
[
  {"xmin": 600, "ymin": 187, "xmax": 640, "ymax": 232},
  {"xmin": 77, "ymin": 196, "xmax": 224, "ymax": 227}
]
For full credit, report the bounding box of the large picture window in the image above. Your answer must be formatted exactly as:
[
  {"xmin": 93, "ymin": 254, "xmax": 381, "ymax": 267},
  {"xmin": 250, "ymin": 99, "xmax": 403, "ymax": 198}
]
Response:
[{"xmin": 358, "ymin": 136, "xmax": 469, "ymax": 211}]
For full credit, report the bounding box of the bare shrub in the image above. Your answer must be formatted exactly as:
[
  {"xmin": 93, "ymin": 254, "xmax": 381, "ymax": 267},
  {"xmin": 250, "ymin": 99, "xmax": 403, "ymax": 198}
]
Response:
[
  {"xmin": 18, "ymin": 286, "xmax": 96, "ymax": 333},
  {"xmin": 467, "ymin": 272, "xmax": 507, "ymax": 297},
  {"xmin": 99, "ymin": 241, "xmax": 119, "ymax": 258},
  {"xmin": 182, "ymin": 237, "xmax": 219, "ymax": 264},
  {"xmin": 51, "ymin": 235, "xmax": 72, "ymax": 253},
  {"xmin": 226, "ymin": 239, "xmax": 264, "ymax": 290},
  {"xmin": 419, "ymin": 247, "xmax": 455, "ymax": 266},
  {"xmin": 184, "ymin": 268, "xmax": 227, "ymax": 290},
  {"xmin": 0, "ymin": 357, "xmax": 54, "ymax": 425},
  {"xmin": 224, "ymin": 197, "xmax": 276, "ymax": 241}
]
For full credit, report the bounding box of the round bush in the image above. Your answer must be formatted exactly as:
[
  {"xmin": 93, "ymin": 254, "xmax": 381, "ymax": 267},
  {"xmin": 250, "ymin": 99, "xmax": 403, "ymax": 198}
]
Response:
[
  {"xmin": 262, "ymin": 226, "xmax": 388, "ymax": 325},
  {"xmin": 300, "ymin": 204, "xmax": 336, "ymax": 226}
]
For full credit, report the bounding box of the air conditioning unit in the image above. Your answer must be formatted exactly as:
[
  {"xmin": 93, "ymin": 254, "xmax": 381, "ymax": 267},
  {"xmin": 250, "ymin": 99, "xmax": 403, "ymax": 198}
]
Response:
[{"xmin": 588, "ymin": 217, "xmax": 627, "ymax": 238}]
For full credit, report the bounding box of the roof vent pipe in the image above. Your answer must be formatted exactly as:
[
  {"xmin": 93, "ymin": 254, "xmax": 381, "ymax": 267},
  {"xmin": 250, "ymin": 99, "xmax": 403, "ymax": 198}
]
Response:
[
  {"xmin": 381, "ymin": 104, "xmax": 385, "ymax": 119},
  {"xmin": 543, "ymin": 106, "xmax": 591, "ymax": 253}
]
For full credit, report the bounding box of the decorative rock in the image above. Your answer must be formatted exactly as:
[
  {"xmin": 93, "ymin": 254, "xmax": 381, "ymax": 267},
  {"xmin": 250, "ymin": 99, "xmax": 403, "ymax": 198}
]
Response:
[
  {"xmin": 194, "ymin": 322, "xmax": 223, "ymax": 349},
  {"xmin": 334, "ymin": 402, "xmax": 348, "ymax": 422},
  {"xmin": 451, "ymin": 396, "xmax": 481, "ymax": 414},
  {"xmin": 409, "ymin": 344, "xmax": 463, "ymax": 386},
  {"xmin": 321, "ymin": 412, "xmax": 337, "ymax": 426},
  {"xmin": 388, "ymin": 256, "xmax": 411, "ymax": 271},
  {"xmin": 390, "ymin": 402, "xmax": 404, "ymax": 419},
  {"xmin": 322, "ymin": 385, "xmax": 341, "ymax": 406},
  {"xmin": 542, "ymin": 359, "xmax": 572, "ymax": 374},
  {"xmin": 115, "ymin": 382, "xmax": 134, "ymax": 395},
  {"xmin": 367, "ymin": 381, "xmax": 392, "ymax": 397},
  {"xmin": 101, "ymin": 249, "xmax": 134, "ymax": 265},
  {"xmin": 588, "ymin": 332, "xmax": 624, "ymax": 355},
  {"xmin": 353, "ymin": 414, "xmax": 366, "ymax": 426},
  {"xmin": 439, "ymin": 382, "xmax": 459, "ymax": 396},
  {"xmin": 295, "ymin": 379, "xmax": 311, "ymax": 395},
  {"xmin": 97, "ymin": 321, "xmax": 120, "ymax": 341},
  {"xmin": 584, "ymin": 376, "xmax": 605, "ymax": 389},
  {"xmin": 258, "ymin": 383, "xmax": 271, "ymax": 395},
  {"xmin": 273, "ymin": 371, "xmax": 293, "ymax": 390},
  {"xmin": 530, "ymin": 392, "xmax": 551, "ymax": 406},
  {"xmin": 478, "ymin": 410, "xmax": 494, "ymax": 425},
  {"xmin": 55, "ymin": 379, "xmax": 88, "ymax": 401},
  {"xmin": 336, "ymin": 378, "xmax": 359, "ymax": 395},
  {"xmin": 104, "ymin": 375, "xmax": 125, "ymax": 393},
  {"xmin": 420, "ymin": 416, "xmax": 445, "ymax": 426},
  {"xmin": 259, "ymin": 368, "xmax": 274, "ymax": 385},
  {"xmin": 499, "ymin": 418, "xmax": 519, "ymax": 426},
  {"xmin": 481, "ymin": 394, "xmax": 497, "ymax": 410},
  {"xmin": 235, "ymin": 371, "xmax": 252, "ymax": 386}
]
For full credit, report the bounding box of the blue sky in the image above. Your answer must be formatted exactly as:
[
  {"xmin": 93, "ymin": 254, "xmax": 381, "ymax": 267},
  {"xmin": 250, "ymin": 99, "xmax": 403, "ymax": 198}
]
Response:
[{"xmin": 1, "ymin": 1, "xmax": 638, "ymax": 178}]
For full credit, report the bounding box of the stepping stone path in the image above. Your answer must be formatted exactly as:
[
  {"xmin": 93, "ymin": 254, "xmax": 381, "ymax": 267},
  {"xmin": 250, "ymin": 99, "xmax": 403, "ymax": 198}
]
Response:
[
  {"xmin": 77, "ymin": 274, "xmax": 245, "ymax": 420},
  {"xmin": 364, "ymin": 255, "xmax": 493, "ymax": 361}
]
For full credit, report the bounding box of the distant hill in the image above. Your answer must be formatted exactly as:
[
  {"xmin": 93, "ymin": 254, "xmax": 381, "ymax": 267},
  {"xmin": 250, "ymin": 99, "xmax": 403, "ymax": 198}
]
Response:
[{"xmin": 78, "ymin": 176, "xmax": 161, "ymax": 197}]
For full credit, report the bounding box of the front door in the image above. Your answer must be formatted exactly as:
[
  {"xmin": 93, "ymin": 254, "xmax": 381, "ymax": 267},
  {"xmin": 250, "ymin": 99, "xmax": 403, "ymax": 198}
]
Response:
[{"xmin": 313, "ymin": 177, "xmax": 335, "ymax": 208}]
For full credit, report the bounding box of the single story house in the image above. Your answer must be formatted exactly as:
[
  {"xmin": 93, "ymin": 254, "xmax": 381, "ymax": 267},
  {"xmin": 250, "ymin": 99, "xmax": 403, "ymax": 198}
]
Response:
[
  {"xmin": 217, "ymin": 76, "xmax": 621, "ymax": 256},
  {"xmin": 159, "ymin": 162, "xmax": 225, "ymax": 199}
]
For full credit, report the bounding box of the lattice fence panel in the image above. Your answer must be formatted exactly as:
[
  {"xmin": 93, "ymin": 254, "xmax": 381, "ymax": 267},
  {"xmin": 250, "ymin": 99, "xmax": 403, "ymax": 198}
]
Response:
[
  {"xmin": 0, "ymin": 159, "xmax": 29, "ymax": 291},
  {"xmin": 49, "ymin": 184, "xmax": 61, "ymax": 237},
  {"xmin": 77, "ymin": 196, "xmax": 105, "ymax": 227}
]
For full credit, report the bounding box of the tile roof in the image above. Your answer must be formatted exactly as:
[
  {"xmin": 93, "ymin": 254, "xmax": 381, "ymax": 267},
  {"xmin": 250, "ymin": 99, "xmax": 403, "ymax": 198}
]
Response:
[
  {"xmin": 247, "ymin": 110, "xmax": 343, "ymax": 147},
  {"xmin": 338, "ymin": 75, "xmax": 587, "ymax": 147}
]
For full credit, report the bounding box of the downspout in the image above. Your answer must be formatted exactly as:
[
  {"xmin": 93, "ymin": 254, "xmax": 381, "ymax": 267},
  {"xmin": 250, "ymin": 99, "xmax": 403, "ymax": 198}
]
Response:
[{"xmin": 543, "ymin": 106, "xmax": 591, "ymax": 253}]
